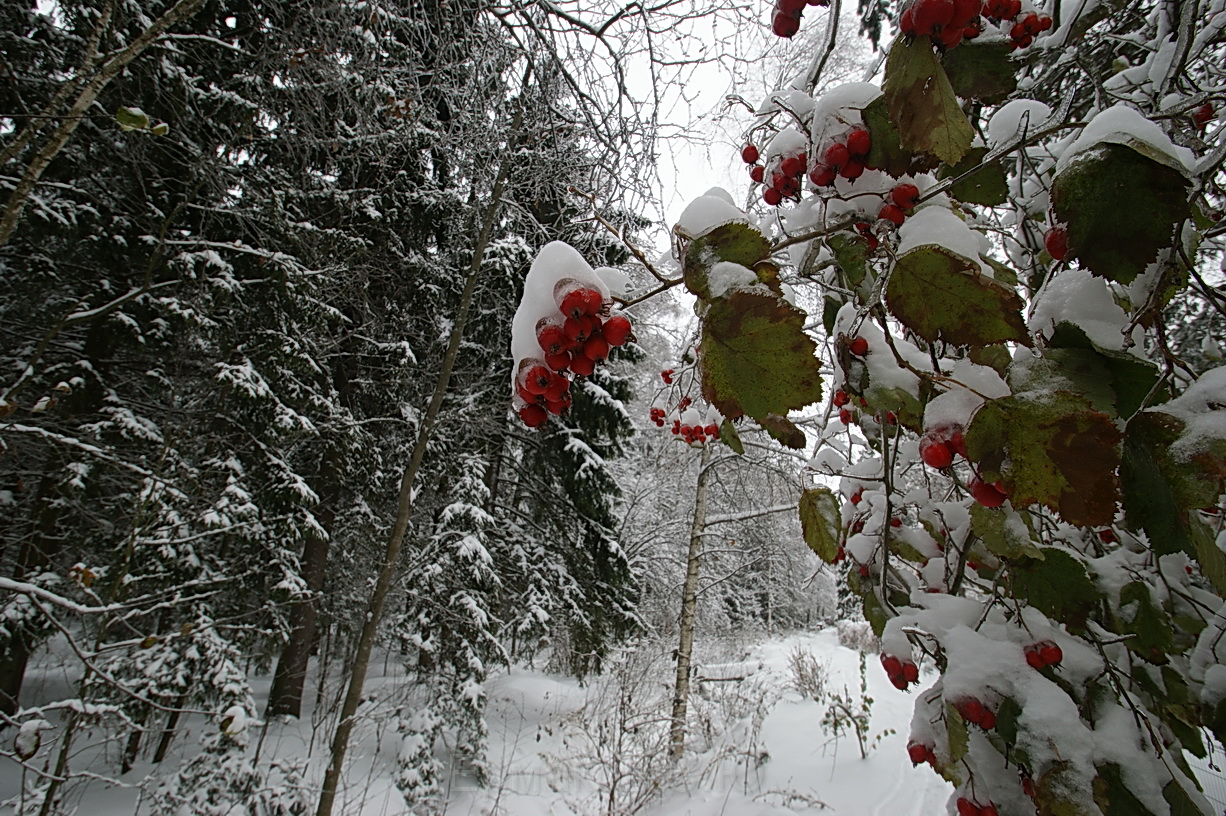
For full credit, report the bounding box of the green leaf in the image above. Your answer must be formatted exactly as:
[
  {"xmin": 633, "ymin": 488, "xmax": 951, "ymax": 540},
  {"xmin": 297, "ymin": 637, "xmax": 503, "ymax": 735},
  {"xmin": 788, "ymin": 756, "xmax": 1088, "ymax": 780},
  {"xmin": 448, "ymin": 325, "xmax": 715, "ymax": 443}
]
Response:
[
  {"xmin": 799, "ymin": 487, "xmax": 842, "ymax": 562},
  {"xmin": 941, "ymin": 41, "xmax": 1018, "ymax": 104},
  {"xmin": 882, "ymin": 36, "xmax": 974, "ymax": 166},
  {"xmin": 971, "ymin": 504, "xmax": 1043, "ymax": 560},
  {"xmin": 828, "ymin": 232, "xmax": 868, "ymax": 288},
  {"xmin": 1162, "ymin": 779, "xmax": 1205, "ymax": 816},
  {"xmin": 862, "ymin": 95, "xmax": 935, "ymax": 178},
  {"xmin": 1121, "ymin": 410, "xmax": 1226, "ymax": 563},
  {"xmin": 945, "ymin": 700, "xmax": 969, "ymax": 764},
  {"xmin": 994, "ymin": 696, "xmax": 1023, "ymax": 746},
  {"xmin": 822, "ymin": 296, "xmax": 843, "ymax": 336},
  {"xmin": 699, "ymin": 289, "xmax": 823, "ymax": 423},
  {"xmin": 939, "ymin": 146, "xmax": 1008, "ymax": 207},
  {"xmin": 1046, "ymin": 323, "xmax": 1164, "ymax": 418},
  {"xmin": 1191, "ymin": 519, "xmax": 1226, "ymax": 598},
  {"xmin": 1094, "ymin": 764, "xmax": 1156, "ymax": 816},
  {"xmin": 1116, "ymin": 581, "xmax": 1173, "ymax": 664},
  {"xmin": 115, "ymin": 105, "xmax": 150, "ymax": 131},
  {"xmin": 719, "ymin": 419, "xmax": 744, "ymax": 454},
  {"xmin": 1051, "ymin": 143, "xmax": 1192, "ymax": 285},
  {"xmin": 886, "ymin": 245, "xmax": 1029, "ymax": 347},
  {"xmin": 683, "ymin": 222, "xmax": 773, "ymax": 300},
  {"xmin": 967, "ymin": 391, "xmax": 1122, "ymax": 527},
  {"xmin": 1007, "ymin": 548, "xmax": 1100, "ymax": 630}
]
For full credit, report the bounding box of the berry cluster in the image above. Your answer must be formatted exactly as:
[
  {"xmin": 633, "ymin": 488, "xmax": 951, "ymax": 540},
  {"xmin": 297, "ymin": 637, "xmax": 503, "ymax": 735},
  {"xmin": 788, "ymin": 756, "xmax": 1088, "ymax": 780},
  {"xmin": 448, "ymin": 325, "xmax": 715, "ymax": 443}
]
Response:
[
  {"xmin": 907, "ymin": 740, "xmax": 937, "ymax": 766},
  {"xmin": 899, "ymin": 0, "xmax": 986, "ymax": 51},
  {"xmin": 918, "ymin": 424, "xmax": 967, "ymax": 469},
  {"xmin": 673, "ymin": 420, "xmax": 721, "ymax": 444},
  {"xmin": 954, "ymin": 696, "xmax": 997, "ymax": 730},
  {"xmin": 1006, "ymin": 10, "xmax": 1052, "ymax": 49},
  {"xmin": 1023, "ymin": 639, "xmax": 1063, "ymax": 669},
  {"xmin": 747, "ymin": 144, "xmax": 810, "ymax": 206},
  {"xmin": 515, "ymin": 281, "xmax": 633, "ymax": 427},
  {"xmin": 956, "ymin": 797, "xmax": 1000, "ymax": 816},
  {"xmin": 810, "ymin": 127, "xmax": 873, "ymax": 188},
  {"xmin": 881, "ymin": 653, "xmax": 920, "ymax": 690},
  {"xmin": 770, "ymin": 0, "xmax": 828, "ymax": 38},
  {"xmin": 879, "ymin": 182, "xmax": 920, "ymax": 227}
]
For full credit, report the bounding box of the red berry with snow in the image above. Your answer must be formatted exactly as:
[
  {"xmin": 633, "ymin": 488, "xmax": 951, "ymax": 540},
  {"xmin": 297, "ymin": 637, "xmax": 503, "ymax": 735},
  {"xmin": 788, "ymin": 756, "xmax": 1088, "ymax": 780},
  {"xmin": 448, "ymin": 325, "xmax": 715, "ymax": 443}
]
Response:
[
  {"xmin": 764, "ymin": 187, "xmax": 784, "ymax": 206},
  {"xmin": 1039, "ymin": 642, "xmax": 1063, "ymax": 667},
  {"xmin": 846, "ymin": 128, "xmax": 871, "ymax": 157},
  {"xmin": 780, "ymin": 154, "xmax": 806, "ymax": 178},
  {"xmin": 907, "ymin": 741, "xmax": 929, "ymax": 764},
  {"xmin": 741, "ymin": 144, "xmax": 760, "ymax": 164},
  {"xmin": 834, "ymin": 389, "xmax": 850, "ymax": 407},
  {"xmin": 891, "ymin": 183, "xmax": 920, "ymax": 209},
  {"xmin": 878, "ymin": 203, "xmax": 906, "ymax": 226},
  {"xmin": 849, "ymin": 336, "xmax": 869, "ymax": 356},
  {"xmin": 1194, "ymin": 102, "xmax": 1215, "ymax": 128},
  {"xmin": 920, "ymin": 435, "xmax": 954, "ymax": 469},
  {"xmin": 809, "ymin": 163, "xmax": 837, "ymax": 187},
  {"xmin": 602, "ymin": 314, "xmax": 632, "ymax": 346},
  {"xmin": 661, "ymin": 369, "xmax": 674, "ymax": 384},
  {"xmin": 970, "ymin": 477, "xmax": 1007, "ymax": 508},
  {"xmin": 824, "ymin": 142, "xmax": 850, "ymax": 169}
]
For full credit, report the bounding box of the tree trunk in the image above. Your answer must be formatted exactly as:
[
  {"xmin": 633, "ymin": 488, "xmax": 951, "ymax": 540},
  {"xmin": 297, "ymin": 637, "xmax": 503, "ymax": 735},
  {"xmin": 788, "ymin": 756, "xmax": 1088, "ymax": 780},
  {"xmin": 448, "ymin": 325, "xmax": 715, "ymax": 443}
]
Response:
[
  {"xmin": 669, "ymin": 444, "xmax": 713, "ymax": 759},
  {"xmin": 314, "ymin": 112, "xmax": 518, "ymax": 816}
]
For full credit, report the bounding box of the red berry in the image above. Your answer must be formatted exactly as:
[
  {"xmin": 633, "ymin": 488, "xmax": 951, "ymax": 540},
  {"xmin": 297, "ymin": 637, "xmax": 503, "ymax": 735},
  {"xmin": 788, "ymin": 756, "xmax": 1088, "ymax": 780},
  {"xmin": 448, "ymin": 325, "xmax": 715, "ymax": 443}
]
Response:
[
  {"xmin": 956, "ymin": 798, "xmax": 980, "ymax": 816},
  {"xmin": 1193, "ymin": 103, "xmax": 1214, "ymax": 127},
  {"xmin": 878, "ymin": 203, "xmax": 906, "ymax": 226},
  {"xmin": 889, "ymin": 672, "xmax": 909, "ymax": 690},
  {"xmin": 1045, "ymin": 225, "xmax": 1070, "ymax": 261},
  {"xmin": 851, "ymin": 489, "xmax": 863, "ymax": 504},
  {"xmin": 834, "ymin": 389, "xmax": 850, "ymax": 407},
  {"xmin": 558, "ymin": 285, "xmax": 598, "ymax": 319},
  {"xmin": 772, "ymin": 10, "xmax": 801, "ymax": 37},
  {"xmin": 519, "ymin": 404, "xmax": 548, "ymax": 427},
  {"xmin": 584, "ymin": 334, "xmax": 609, "ymax": 362},
  {"xmin": 521, "ymin": 364, "xmax": 552, "ymax": 394},
  {"xmin": 537, "ymin": 322, "xmax": 571, "ymax": 355},
  {"xmin": 891, "ymin": 183, "xmax": 920, "ymax": 209},
  {"xmin": 750, "ymin": 164, "xmax": 766, "ymax": 183},
  {"xmin": 1097, "ymin": 527, "xmax": 1118, "ymax": 544},
  {"xmin": 545, "ymin": 351, "xmax": 571, "ymax": 372},
  {"xmin": 902, "ymin": 661, "xmax": 919, "ymax": 683},
  {"xmin": 980, "ymin": 805, "xmax": 999, "ymax": 816},
  {"xmin": 937, "ymin": 23, "xmax": 964, "ymax": 49},
  {"xmin": 947, "ymin": 428, "xmax": 967, "ymax": 457},
  {"xmin": 979, "ymin": 709, "xmax": 996, "ymax": 730},
  {"xmin": 1039, "ymin": 642, "xmax": 1063, "ymax": 667},
  {"xmin": 920, "ymin": 436, "xmax": 954, "ymax": 469},
  {"xmin": 603, "ymin": 314, "xmax": 632, "ymax": 346},
  {"xmin": 546, "ymin": 394, "xmax": 571, "ymax": 415},
  {"xmin": 780, "ymin": 0, "xmax": 808, "ymax": 13},
  {"xmin": 1022, "ymin": 777, "xmax": 1035, "ymax": 798},
  {"xmin": 951, "ymin": 0, "xmax": 981, "ymax": 24},
  {"xmin": 661, "ymin": 369, "xmax": 674, "ymax": 384},
  {"xmin": 809, "ymin": 163, "xmax": 837, "ymax": 187},
  {"xmin": 764, "ymin": 187, "xmax": 784, "ymax": 206},
  {"xmin": 780, "ymin": 154, "xmax": 806, "ymax": 177},
  {"xmin": 1025, "ymin": 646, "xmax": 1045, "ymax": 670},
  {"xmin": 839, "ymin": 408, "xmax": 853, "ymax": 425},
  {"xmin": 900, "ymin": 6, "xmax": 915, "ymax": 34},
  {"xmin": 840, "ymin": 158, "xmax": 865, "ymax": 180},
  {"xmin": 564, "ymin": 314, "xmax": 595, "ymax": 343},
  {"xmin": 846, "ymin": 128, "xmax": 871, "ymax": 157},
  {"xmin": 583, "ymin": 288, "xmax": 604, "ymax": 315},
  {"xmin": 859, "ymin": 564, "xmax": 870, "ymax": 578},
  {"xmin": 908, "ymin": 741, "xmax": 929, "ymax": 764},
  {"xmin": 824, "ymin": 142, "xmax": 850, "ymax": 169},
  {"xmin": 849, "ymin": 336, "xmax": 869, "ymax": 356},
  {"xmin": 891, "ymin": 516, "xmax": 903, "ymax": 527},
  {"xmin": 1021, "ymin": 11, "xmax": 1040, "ymax": 33},
  {"xmin": 741, "ymin": 144, "xmax": 760, "ymax": 164},
  {"xmin": 970, "ymin": 477, "xmax": 1007, "ymax": 508},
  {"xmin": 569, "ymin": 353, "xmax": 595, "ymax": 376}
]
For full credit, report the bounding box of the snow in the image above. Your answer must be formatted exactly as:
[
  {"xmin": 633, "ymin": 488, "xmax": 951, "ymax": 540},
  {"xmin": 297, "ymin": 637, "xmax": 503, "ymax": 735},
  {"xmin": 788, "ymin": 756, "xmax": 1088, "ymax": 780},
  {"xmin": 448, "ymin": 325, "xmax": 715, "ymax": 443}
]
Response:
[
  {"xmin": 1055, "ymin": 103, "xmax": 1196, "ymax": 174},
  {"xmin": 986, "ymin": 99, "xmax": 1053, "ymax": 147},
  {"xmin": 509, "ymin": 241, "xmax": 610, "ymax": 371},
  {"xmin": 1028, "ymin": 267, "xmax": 1134, "ymax": 351},
  {"xmin": 1156, "ymin": 365, "xmax": 1226, "ymax": 463},
  {"xmin": 707, "ymin": 260, "xmax": 760, "ymax": 298},
  {"xmin": 675, "ymin": 192, "xmax": 748, "ymax": 237},
  {"xmin": 896, "ymin": 206, "xmax": 991, "ymax": 276}
]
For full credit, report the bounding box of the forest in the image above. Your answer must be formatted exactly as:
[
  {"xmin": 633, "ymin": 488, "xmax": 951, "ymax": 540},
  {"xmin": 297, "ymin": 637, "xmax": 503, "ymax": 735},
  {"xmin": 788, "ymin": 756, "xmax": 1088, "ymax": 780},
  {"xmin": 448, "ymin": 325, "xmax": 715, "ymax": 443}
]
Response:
[{"xmin": 2, "ymin": 0, "xmax": 1226, "ymax": 815}]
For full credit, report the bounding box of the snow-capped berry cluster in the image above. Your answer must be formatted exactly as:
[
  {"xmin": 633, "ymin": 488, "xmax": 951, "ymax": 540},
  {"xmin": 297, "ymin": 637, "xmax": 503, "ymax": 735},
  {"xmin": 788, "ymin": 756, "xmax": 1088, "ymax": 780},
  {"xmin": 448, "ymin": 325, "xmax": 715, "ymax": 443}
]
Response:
[
  {"xmin": 1023, "ymin": 640, "xmax": 1063, "ymax": 669},
  {"xmin": 899, "ymin": 0, "xmax": 1050, "ymax": 52},
  {"xmin": 811, "ymin": 126, "xmax": 872, "ymax": 187},
  {"xmin": 880, "ymin": 652, "xmax": 920, "ymax": 690},
  {"xmin": 770, "ymin": 0, "xmax": 828, "ymax": 39},
  {"xmin": 907, "ymin": 740, "xmax": 937, "ymax": 766},
  {"xmin": 918, "ymin": 423, "xmax": 967, "ymax": 469},
  {"xmin": 511, "ymin": 242, "xmax": 633, "ymax": 428},
  {"xmin": 954, "ymin": 696, "xmax": 997, "ymax": 730}
]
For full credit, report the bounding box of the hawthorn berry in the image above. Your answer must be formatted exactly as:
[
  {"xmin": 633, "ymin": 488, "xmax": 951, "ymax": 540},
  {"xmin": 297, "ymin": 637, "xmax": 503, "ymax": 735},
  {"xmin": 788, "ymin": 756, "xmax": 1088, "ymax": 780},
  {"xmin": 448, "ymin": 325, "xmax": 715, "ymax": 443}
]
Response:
[
  {"xmin": 970, "ymin": 477, "xmax": 1007, "ymax": 508},
  {"xmin": 1049, "ymin": 224, "xmax": 1069, "ymax": 258},
  {"xmin": 741, "ymin": 143, "xmax": 760, "ymax": 164},
  {"xmin": 956, "ymin": 798, "xmax": 979, "ymax": 816},
  {"xmin": 537, "ymin": 322, "xmax": 571, "ymax": 356},
  {"xmin": 849, "ymin": 336, "xmax": 869, "ymax": 356},
  {"xmin": 841, "ymin": 158, "xmax": 865, "ymax": 180},
  {"xmin": 839, "ymin": 408, "xmax": 853, "ymax": 425},
  {"xmin": 1039, "ymin": 641, "xmax": 1063, "ymax": 667},
  {"xmin": 824, "ymin": 142, "xmax": 850, "ymax": 169},
  {"xmin": 919, "ymin": 435, "xmax": 955, "ymax": 469},
  {"xmin": 878, "ymin": 203, "xmax": 906, "ymax": 226},
  {"xmin": 764, "ymin": 187, "xmax": 784, "ymax": 206},
  {"xmin": 833, "ymin": 389, "xmax": 850, "ymax": 407},
  {"xmin": 750, "ymin": 164, "xmax": 766, "ymax": 183},
  {"xmin": 772, "ymin": 10, "xmax": 801, "ymax": 37},
  {"xmin": 850, "ymin": 489, "xmax": 863, "ymax": 504},
  {"xmin": 780, "ymin": 154, "xmax": 806, "ymax": 178},
  {"xmin": 569, "ymin": 353, "xmax": 596, "ymax": 376},
  {"xmin": 584, "ymin": 334, "xmax": 609, "ymax": 362},
  {"xmin": 1194, "ymin": 102, "xmax": 1215, "ymax": 128},
  {"xmin": 661, "ymin": 369, "xmax": 674, "ymax": 384},
  {"xmin": 907, "ymin": 741, "xmax": 929, "ymax": 765},
  {"xmin": 519, "ymin": 404, "xmax": 548, "ymax": 427},
  {"xmin": 603, "ymin": 314, "xmax": 633, "ymax": 346},
  {"xmin": 891, "ymin": 183, "xmax": 920, "ymax": 209},
  {"xmin": 564, "ymin": 314, "xmax": 594, "ymax": 343},
  {"xmin": 521, "ymin": 364, "xmax": 553, "ymax": 394},
  {"xmin": 809, "ymin": 163, "xmax": 837, "ymax": 187},
  {"xmin": 846, "ymin": 127, "xmax": 871, "ymax": 157}
]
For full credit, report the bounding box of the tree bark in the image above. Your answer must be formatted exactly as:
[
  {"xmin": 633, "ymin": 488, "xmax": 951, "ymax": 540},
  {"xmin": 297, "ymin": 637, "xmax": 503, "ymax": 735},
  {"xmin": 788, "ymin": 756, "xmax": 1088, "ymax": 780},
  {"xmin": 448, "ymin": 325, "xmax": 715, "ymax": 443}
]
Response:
[
  {"xmin": 669, "ymin": 444, "xmax": 713, "ymax": 759},
  {"xmin": 314, "ymin": 109, "xmax": 519, "ymax": 816}
]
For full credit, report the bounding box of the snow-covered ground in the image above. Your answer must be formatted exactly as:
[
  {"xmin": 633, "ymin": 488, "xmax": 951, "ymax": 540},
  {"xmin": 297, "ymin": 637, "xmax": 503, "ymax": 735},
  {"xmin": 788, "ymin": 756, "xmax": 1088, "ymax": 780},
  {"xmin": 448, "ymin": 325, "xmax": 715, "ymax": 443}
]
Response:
[{"xmin": 13, "ymin": 626, "xmax": 1226, "ymax": 815}]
